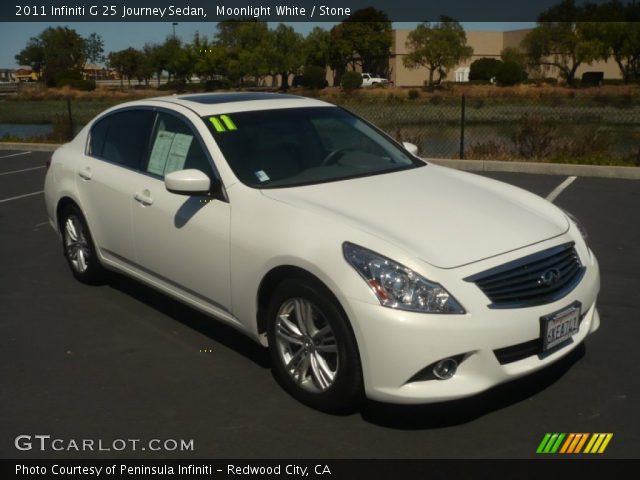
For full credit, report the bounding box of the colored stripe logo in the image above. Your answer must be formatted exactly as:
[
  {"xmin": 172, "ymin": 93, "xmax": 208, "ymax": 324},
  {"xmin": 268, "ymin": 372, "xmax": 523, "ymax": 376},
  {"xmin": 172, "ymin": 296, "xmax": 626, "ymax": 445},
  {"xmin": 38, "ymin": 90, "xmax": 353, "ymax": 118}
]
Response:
[
  {"xmin": 209, "ymin": 115, "xmax": 238, "ymax": 132},
  {"xmin": 536, "ymin": 433, "xmax": 613, "ymax": 454}
]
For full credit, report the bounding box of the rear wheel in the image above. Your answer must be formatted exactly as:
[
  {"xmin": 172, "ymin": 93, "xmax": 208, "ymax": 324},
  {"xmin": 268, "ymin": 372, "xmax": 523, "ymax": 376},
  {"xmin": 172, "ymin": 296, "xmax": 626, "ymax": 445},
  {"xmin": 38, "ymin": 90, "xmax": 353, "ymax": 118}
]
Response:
[
  {"xmin": 267, "ymin": 279, "xmax": 363, "ymax": 413},
  {"xmin": 60, "ymin": 204, "xmax": 104, "ymax": 284}
]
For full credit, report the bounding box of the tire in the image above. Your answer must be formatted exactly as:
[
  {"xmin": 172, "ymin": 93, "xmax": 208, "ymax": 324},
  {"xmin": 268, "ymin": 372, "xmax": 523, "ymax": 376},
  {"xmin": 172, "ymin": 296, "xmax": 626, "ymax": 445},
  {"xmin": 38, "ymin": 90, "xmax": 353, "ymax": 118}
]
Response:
[
  {"xmin": 266, "ymin": 278, "xmax": 363, "ymax": 413},
  {"xmin": 59, "ymin": 204, "xmax": 105, "ymax": 284}
]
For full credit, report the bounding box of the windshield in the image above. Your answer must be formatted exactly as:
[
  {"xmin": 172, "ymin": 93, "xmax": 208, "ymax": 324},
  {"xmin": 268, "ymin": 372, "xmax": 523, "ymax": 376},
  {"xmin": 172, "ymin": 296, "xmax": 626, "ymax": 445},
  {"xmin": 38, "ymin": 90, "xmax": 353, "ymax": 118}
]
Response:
[{"xmin": 203, "ymin": 106, "xmax": 422, "ymax": 188}]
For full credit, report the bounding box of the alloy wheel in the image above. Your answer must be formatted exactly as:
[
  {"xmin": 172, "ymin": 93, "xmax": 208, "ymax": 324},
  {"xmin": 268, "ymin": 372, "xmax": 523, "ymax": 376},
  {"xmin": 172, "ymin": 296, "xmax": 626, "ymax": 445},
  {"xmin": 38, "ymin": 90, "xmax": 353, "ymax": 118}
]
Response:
[{"xmin": 274, "ymin": 298, "xmax": 339, "ymax": 393}]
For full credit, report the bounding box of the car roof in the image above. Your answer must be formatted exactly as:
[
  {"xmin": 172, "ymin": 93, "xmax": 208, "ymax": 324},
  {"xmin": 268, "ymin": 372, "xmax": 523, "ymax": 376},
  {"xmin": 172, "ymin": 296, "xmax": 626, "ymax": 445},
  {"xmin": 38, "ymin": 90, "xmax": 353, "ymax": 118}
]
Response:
[{"xmin": 146, "ymin": 92, "xmax": 334, "ymax": 116}]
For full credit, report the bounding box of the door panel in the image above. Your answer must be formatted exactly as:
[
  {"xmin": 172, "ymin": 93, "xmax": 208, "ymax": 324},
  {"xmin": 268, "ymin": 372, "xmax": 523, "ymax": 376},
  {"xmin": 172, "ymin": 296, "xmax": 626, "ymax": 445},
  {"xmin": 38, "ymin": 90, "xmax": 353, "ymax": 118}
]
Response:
[
  {"xmin": 75, "ymin": 155, "xmax": 137, "ymax": 262},
  {"xmin": 132, "ymin": 178, "xmax": 231, "ymax": 311}
]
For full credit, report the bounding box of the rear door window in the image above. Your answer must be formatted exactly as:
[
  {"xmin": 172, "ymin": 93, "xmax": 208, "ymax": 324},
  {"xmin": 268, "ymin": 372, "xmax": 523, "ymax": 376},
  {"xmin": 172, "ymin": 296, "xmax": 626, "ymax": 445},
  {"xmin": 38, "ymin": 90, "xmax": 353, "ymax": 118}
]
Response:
[{"xmin": 89, "ymin": 110, "xmax": 155, "ymax": 170}]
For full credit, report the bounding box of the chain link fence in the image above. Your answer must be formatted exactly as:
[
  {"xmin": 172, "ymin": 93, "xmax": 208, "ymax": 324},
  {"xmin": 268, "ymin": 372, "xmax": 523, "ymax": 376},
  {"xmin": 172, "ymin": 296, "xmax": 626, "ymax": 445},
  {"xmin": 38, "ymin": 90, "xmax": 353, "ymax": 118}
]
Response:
[{"xmin": 342, "ymin": 94, "xmax": 640, "ymax": 166}]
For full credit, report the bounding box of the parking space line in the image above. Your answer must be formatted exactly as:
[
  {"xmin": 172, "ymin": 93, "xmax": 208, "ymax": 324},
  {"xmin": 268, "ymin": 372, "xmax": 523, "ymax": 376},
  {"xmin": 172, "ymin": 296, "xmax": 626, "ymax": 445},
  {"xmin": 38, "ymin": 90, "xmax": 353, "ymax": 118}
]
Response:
[
  {"xmin": 0, "ymin": 190, "xmax": 44, "ymax": 204},
  {"xmin": 0, "ymin": 151, "xmax": 31, "ymax": 159},
  {"xmin": 0, "ymin": 166, "xmax": 45, "ymax": 176},
  {"xmin": 546, "ymin": 176, "xmax": 577, "ymax": 203}
]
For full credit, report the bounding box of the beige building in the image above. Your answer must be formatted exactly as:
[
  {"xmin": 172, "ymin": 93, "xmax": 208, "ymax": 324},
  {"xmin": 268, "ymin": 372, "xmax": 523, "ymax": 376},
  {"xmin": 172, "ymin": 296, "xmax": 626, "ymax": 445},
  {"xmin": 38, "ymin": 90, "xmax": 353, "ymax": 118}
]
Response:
[{"xmin": 390, "ymin": 28, "xmax": 621, "ymax": 87}]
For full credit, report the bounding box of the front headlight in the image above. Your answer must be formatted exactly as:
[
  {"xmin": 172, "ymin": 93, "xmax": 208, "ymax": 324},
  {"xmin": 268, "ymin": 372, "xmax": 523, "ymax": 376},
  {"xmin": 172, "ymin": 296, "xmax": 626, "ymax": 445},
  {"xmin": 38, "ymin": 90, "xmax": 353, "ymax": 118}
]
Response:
[
  {"xmin": 343, "ymin": 242, "xmax": 465, "ymax": 314},
  {"xmin": 563, "ymin": 209, "xmax": 588, "ymax": 241}
]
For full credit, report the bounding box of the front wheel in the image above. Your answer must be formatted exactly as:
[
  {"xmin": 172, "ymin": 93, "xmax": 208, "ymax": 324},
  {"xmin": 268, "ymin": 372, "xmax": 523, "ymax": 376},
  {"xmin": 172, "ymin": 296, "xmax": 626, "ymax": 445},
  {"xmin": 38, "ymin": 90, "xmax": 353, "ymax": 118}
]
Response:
[{"xmin": 266, "ymin": 279, "xmax": 363, "ymax": 413}]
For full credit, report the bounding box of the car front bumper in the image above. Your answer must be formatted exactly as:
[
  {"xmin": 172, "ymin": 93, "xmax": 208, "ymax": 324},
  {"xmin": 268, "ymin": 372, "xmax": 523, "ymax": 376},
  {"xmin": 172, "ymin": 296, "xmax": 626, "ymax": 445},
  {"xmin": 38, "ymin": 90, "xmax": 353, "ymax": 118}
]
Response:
[{"xmin": 343, "ymin": 249, "xmax": 600, "ymax": 404}]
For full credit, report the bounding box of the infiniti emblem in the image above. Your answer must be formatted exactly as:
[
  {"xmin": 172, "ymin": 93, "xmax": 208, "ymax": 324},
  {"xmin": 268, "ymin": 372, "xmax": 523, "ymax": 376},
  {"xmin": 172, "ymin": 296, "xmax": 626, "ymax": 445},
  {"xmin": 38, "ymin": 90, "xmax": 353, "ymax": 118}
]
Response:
[{"xmin": 539, "ymin": 268, "xmax": 561, "ymax": 287}]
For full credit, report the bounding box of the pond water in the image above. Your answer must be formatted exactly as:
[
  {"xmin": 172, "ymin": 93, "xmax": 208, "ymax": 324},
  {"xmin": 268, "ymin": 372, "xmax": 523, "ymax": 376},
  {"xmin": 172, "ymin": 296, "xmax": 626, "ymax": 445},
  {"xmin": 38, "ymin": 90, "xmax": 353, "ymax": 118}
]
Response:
[{"xmin": 0, "ymin": 123, "xmax": 53, "ymax": 139}]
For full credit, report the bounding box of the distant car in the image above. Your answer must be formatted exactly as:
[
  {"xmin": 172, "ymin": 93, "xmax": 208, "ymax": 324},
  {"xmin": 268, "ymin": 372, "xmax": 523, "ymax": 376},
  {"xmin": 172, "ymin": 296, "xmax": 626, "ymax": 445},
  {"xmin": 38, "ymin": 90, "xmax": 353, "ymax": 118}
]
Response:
[
  {"xmin": 44, "ymin": 93, "xmax": 600, "ymax": 412},
  {"xmin": 361, "ymin": 73, "xmax": 389, "ymax": 87}
]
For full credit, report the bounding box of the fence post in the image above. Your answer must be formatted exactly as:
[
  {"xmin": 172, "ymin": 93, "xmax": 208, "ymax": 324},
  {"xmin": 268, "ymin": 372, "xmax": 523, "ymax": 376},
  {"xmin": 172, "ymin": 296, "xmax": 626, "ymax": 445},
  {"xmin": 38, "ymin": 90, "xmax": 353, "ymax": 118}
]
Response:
[
  {"xmin": 459, "ymin": 93, "xmax": 466, "ymax": 160},
  {"xmin": 66, "ymin": 97, "xmax": 73, "ymax": 140}
]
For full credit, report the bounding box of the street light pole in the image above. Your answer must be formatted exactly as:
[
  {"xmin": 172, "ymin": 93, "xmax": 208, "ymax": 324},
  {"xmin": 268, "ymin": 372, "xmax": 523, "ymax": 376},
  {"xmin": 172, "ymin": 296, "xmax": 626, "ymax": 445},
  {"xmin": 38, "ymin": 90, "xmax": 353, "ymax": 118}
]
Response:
[{"xmin": 172, "ymin": 22, "xmax": 178, "ymax": 39}]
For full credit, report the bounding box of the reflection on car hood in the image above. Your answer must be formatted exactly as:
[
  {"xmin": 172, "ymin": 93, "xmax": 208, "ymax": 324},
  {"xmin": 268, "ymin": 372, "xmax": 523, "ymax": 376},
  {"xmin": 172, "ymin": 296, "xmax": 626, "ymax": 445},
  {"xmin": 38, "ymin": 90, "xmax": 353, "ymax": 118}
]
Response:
[{"xmin": 261, "ymin": 165, "xmax": 569, "ymax": 269}]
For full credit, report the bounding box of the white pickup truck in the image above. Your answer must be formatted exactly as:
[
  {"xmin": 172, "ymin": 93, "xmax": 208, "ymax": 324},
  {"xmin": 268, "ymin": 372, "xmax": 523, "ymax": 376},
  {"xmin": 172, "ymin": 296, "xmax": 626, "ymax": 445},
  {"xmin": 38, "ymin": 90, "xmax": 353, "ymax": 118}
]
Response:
[{"xmin": 361, "ymin": 73, "xmax": 389, "ymax": 87}]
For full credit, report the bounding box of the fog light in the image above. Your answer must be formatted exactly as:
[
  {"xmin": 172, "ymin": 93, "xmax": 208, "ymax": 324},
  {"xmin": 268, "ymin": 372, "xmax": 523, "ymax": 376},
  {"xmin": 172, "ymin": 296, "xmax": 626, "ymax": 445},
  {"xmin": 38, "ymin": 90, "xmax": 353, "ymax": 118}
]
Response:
[{"xmin": 433, "ymin": 358, "xmax": 458, "ymax": 380}]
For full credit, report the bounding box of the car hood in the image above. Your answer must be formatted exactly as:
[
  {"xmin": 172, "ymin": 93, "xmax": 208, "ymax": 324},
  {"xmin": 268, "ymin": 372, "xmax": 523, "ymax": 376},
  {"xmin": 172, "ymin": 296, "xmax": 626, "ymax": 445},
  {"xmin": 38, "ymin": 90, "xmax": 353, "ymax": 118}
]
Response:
[{"xmin": 261, "ymin": 164, "xmax": 569, "ymax": 269}]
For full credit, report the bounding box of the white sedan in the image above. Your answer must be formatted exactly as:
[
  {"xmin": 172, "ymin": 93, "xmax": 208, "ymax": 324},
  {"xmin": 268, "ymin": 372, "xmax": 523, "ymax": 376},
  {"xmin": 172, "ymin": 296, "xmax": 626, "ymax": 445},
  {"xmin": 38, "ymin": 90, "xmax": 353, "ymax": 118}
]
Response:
[{"xmin": 44, "ymin": 93, "xmax": 600, "ymax": 412}]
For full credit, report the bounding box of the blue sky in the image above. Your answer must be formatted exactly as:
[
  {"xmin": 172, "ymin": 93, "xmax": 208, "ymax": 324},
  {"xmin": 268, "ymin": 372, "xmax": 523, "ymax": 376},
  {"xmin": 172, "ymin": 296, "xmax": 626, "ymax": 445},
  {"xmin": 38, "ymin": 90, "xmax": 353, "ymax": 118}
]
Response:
[{"xmin": 0, "ymin": 22, "xmax": 534, "ymax": 68}]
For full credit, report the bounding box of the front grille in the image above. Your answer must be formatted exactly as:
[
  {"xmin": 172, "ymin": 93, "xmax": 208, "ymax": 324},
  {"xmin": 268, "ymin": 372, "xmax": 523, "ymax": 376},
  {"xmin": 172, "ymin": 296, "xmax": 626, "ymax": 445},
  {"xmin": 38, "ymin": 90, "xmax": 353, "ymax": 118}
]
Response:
[{"xmin": 465, "ymin": 242, "xmax": 585, "ymax": 309}]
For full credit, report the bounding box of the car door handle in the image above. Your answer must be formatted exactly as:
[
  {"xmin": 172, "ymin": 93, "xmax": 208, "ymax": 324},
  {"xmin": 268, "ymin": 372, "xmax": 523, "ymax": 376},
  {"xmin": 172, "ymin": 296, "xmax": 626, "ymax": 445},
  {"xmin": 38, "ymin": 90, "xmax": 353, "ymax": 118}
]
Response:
[
  {"xmin": 78, "ymin": 167, "xmax": 92, "ymax": 180},
  {"xmin": 134, "ymin": 190, "xmax": 154, "ymax": 206}
]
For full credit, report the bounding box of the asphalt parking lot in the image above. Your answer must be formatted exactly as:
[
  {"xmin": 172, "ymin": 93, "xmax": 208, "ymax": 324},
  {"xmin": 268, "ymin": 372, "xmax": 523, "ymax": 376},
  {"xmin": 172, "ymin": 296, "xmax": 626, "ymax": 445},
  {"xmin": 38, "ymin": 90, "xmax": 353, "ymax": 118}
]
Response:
[{"xmin": 1, "ymin": 149, "xmax": 638, "ymax": 459}]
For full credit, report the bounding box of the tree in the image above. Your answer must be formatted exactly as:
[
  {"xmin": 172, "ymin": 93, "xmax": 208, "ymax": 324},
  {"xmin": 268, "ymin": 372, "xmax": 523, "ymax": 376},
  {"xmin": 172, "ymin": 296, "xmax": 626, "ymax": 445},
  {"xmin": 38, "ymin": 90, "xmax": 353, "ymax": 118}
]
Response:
[
  {"xmin": 340, "ymin": 8, "xmax": 392, "ymax": 76},
  {"xmin": 15, "ymin": 40, "xmax": 45, "ymax": 78},
  {"xmin": 143, "ymin": 43, "xmax": 169, "ymax": 86},
  {"xmin": 84, "ymin": 32, "xmax": 105, "ymax": 66},
  {"xmin": 215, "ymin": 20, "xmax": 271, "ymax": 86},
  {"xmin": 15, "ymin": 27, "xmax": 101, "ymax": 86},
  {"xmin": 403, "ymin": 17, "xmax": 473, "ymax": 86},
  {"xmin": 327, "ymin": 23, "xmax": 353, "ymax": 86},
  {"xmin": 108, "ymin": 48, "xmax": 144, "ymax": 87},
  {"xmin": 324, "ymin": 8, "xmax": 392, "ymax": 86},
  {"xmin": 163, "ymin": 37, "xmax": 195, "ymax": 83},
  {"xmin": 270, "ymin": 24, "xmax": 304, "ymax": 89},
  {"xmin": 500, "ymin": 46, "xmax": 527, "ymax": 69},
  {"xmin": 581, "ymin": 1, "xmax": 640, "ymax": 83},
  {"xmin": 192, "ymin": 34, "xmax": 226, "ymax": 81},
  {"xmin": 522, "ymin": 0, "xmax": 606, "ymax": 85},
  {"xmin": 303, "ymin": 27, "xmax": 331, "ymax": 69}
]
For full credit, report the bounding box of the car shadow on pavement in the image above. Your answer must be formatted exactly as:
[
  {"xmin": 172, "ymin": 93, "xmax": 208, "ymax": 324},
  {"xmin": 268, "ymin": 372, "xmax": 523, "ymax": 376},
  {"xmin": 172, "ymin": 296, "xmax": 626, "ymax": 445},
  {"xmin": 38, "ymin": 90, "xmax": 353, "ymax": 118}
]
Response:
[
  {"xmin": 106, "ymin": 272, "xmax": 271, "ymax": 369},
  {"xmin": 359, "ymin": 343, "xmax": 586, "ymax": 429}
]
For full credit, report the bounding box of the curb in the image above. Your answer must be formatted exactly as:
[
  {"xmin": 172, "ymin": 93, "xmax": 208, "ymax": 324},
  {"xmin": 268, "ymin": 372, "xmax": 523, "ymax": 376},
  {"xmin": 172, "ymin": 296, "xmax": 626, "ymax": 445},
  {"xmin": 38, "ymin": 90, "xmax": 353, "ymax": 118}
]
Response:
[
  {"xmin": 429, "ymin": 158, "xmax": 640, "ymax": 180},
  {"xmin": 1, "ymin": 142, "xmax": 638, "ymax": 180},
  {"xmin": 0, "ymin": 142, "xmax": 60, "ymax": 152}
]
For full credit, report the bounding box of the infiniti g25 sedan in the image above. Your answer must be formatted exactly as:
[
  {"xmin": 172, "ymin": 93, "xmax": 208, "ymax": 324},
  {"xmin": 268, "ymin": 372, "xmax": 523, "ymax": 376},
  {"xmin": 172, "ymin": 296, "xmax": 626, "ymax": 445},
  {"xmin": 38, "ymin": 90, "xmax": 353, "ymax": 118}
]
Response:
[{"xmin": 44, "ymin": 93, "xmax": 600, "ymax": 412}]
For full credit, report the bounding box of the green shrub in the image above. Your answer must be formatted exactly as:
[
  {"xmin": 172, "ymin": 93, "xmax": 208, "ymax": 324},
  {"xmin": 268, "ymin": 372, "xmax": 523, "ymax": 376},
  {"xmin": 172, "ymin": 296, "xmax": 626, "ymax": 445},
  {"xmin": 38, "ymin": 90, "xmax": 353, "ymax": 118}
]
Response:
[
  {"xmin": 54, "ymin": 71, "xmax": 96, "ymax": 91},
  {"xmin": 601, "ymin": 79, "xmax": 626, "ymax": 86},
  {"xmin": 205, "ymin": 78, "xmax": 231, "ymax": 91},
  {"xmin": 471, "ymin": 97, "xmax": 486, "ymax": 109},
  {"xmin": 523, "ymin": 77, "xmax": 558, "ymax": 86},
  {"xmin": 158, "ymin": 80, "xmax": 190, "ymax": 92},
  {"xmin": 469, "ymin": 58, "xmax": 503, "ymax": 81},
  {"xmin": 495, "ymin": 61, "xmax": 527, "ymax": 86},
  {"xmin": 341, "ymin": 71, "xmax": 362, "ymax": 90},
  {"xmin": 407, "ymin": 89, "xmax": 420, "ymax": 100},
  {"xmin": 301, "ymin": 65, "xmax": 328, "ymax": 89},
  {"xmin": 50, "ymin": 114, "xmax": 73, "ymax": 142},
  {"xmin": 511, "ymin": 114, "xmax": 556, "ymax": 159}
]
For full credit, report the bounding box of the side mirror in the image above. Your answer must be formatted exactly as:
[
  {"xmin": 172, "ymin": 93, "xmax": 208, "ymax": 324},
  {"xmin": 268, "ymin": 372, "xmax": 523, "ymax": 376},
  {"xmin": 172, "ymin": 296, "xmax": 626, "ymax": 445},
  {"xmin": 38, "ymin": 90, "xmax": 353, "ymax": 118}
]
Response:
[
  {"xmin": 165, "ymin": 169, "xmax": 211, "ymax": 195},
  {"xmin": 402, "ymin": 142, "xmax": 419, "ymax": 156}
]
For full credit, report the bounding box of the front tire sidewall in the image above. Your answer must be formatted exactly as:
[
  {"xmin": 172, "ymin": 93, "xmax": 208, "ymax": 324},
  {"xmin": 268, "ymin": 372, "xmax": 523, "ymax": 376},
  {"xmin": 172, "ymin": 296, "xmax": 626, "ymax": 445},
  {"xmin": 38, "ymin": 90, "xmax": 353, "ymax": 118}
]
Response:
[
  {"xmin": 60, "ymin": 205, "xmax": 104, "ymax": 284},
  {"xmin": 267, "ymin": 279, "xmax": 363, "ymax": 413}
]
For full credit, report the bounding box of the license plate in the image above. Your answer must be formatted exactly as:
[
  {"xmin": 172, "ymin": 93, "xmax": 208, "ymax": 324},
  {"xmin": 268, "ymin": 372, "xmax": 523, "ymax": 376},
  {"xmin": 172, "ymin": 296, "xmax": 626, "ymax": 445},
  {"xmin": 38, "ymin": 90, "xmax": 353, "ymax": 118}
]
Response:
[{"xmin": 541, "ymin": 303, "xmax": 581, "ymax": 352}]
